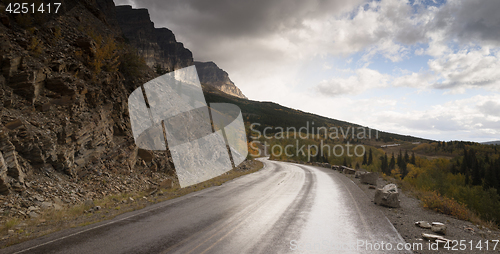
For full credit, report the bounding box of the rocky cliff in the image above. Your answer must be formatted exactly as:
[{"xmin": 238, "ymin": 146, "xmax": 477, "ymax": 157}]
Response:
[
  {"xmin": 194, "ymin": 61, "xmax": 247, "ymax": 99},
  {"xmin": 0, "ymin": 0, "xmax": 174, "ymax": 217},
  {"xmin": 0, "ymin": 0, "xmax": 249, "ymax": 226},
  {"xmin": 115, "ymin": 5, "xmax": 193, "ymax": 72},
  {"xmin": 114, "ymin": 5, "xmax": 247, "ymax": 99}
]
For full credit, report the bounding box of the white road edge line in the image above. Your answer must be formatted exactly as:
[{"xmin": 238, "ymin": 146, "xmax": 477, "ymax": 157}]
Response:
[{"xmin": 14, "ymin": 159, "xmax": 269, "ymax": 254}]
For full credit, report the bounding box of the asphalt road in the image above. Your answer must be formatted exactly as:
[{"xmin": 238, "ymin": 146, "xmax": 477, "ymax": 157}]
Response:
[{"xmin": 3, "ymin": 158, "xmax": 409, "ymax": 254}]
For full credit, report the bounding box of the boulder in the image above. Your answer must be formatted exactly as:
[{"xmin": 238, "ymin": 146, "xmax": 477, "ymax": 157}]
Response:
[
  {"xmin": 83, "ymin": 199, "xmax": 95, "ymax": 209},
  {"xmin": 343, "ymin": 166, "xmax": 356, "ymax": 174},
  {"xmin": 374, "ymin": 184, "xmax": 400, "ymax": 208},
  {"xmin": 360, "ymin": 172, "xmax": 378, "ymax": 185},
  {"xmin": 422, "ymin": 233, "xmax": 450, "ymax": 245},
  {"xmin": 415, "ymin": 221, "xmax": 432, "ymax": 229},
  {"xmin": 431, "ymin": 222, "xmax": 447, "ymax": 235},
  {"xmin": 354, "ymin": 171, "xmax": 365, "ymax": 178}
]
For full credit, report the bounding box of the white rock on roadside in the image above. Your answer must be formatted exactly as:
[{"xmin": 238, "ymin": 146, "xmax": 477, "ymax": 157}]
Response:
[
  {"xmin": 415, "ymin": 221, "xmax": 432, "ymax": 229},
  {"xmin": 431, "ymin": 222, "xmax": 447, "ymax": 235}
]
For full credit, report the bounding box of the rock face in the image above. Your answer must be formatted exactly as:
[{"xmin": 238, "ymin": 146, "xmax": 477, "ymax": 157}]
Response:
[
  {"xmin": 0, "ymin": 0, "xmax": 253, "ymax": 224},
  {"xmin": 115, "ymin": 6, "xmax": 247, "ymax": 100},
  {"xmin": 115, "ymin": 5, "xmax": 193, "ymax": 71},
  {"xmin": 194, "ymin": 61, "xmax": 247, "ymax": 99},
  {"xmin": 0, "ymin": 0, "xmax": 175, "ymax": 206},
  {"xmin": 374, "ymin": 184, "xmax": 400, "ymax": 208}
]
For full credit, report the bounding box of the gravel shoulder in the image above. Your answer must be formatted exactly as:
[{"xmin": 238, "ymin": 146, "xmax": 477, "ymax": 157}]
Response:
[{"xmin": 341, "ymin": 171, "xmax": 500, "ymax": 254}]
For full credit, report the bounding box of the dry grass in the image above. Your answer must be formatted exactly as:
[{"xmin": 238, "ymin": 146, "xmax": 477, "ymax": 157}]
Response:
[
  {"xmin": 0, "ymin": 219, "xmax": 19, "ymax": 234},
  {"xmin": 419, "ymin": 191, "xmax": 478, "ymax": 222},
  {"xmin": 380, "ymin": 174, "xmax": 496, "ymax": 230}
]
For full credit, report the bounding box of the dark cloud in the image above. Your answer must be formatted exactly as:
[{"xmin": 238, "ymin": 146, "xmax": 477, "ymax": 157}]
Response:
[
  {"xmin": 433, "ymin": 0, "xmax": 500, "ymax": 45},
  {"xmin": 113, "ymin": 0, "xmax": 364, "ymax": 62},
  {"xmin": 118, "ymin": 0, "xmax": 363, "ymax": 38}
]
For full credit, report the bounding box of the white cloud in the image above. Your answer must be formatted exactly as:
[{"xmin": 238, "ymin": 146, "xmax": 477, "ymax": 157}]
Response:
[
  {"xmin": 316, "ymin": 68, "xmax": 390, "ymax": 96},
  {"xmin": 373, "ymin": 94, "xmax": 500, "ymax": 141},
  {"xmin": 114, "ymin": 0, "xmax": 500, "ymax": 141},
  {"xmin": 391, "ymin": 46, "xmax": 500, "ymax": 92},
  {"xmin": 430, "ymin": 47, "xmax": 500, "ymax": 90}
]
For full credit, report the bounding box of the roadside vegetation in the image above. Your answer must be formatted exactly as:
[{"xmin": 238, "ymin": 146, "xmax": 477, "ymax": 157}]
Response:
[{"xmin": 260, "ymin": 129, "xmax": 500, "ymax": 228}]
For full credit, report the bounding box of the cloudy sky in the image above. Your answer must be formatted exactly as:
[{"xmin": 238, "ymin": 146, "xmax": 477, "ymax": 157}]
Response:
[{"xmin": 114, "ymin": 0, "xmax": 500, "ymax": 142}]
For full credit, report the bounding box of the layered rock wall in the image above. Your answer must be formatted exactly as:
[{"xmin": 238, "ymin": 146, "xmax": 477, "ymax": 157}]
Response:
[
  {"xmin": 115, "ymin": 5, "xmax": 247, "ymax": 99},
  {"xmin": 115, "ymin": 5, "xmax": 193, "ymax": 71}
]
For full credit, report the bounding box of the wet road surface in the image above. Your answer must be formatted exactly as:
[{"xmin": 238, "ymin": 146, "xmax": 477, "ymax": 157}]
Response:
[{"xmin": 3, "ymin": 158, "xmax": 409, "ymax": 254}]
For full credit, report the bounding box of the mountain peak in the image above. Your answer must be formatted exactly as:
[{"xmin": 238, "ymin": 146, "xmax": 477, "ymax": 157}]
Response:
[
  {"xmin": 115, "ymin": 6, "xmax": 246, "ymax": 99},
  {"xmin": 194, "ymin": 61, "xmax": 247, "ymax": 99}
]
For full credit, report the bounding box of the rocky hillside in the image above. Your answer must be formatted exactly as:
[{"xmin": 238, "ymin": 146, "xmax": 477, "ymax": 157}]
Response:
[
  {"xmin": 0, "ymin": 0, "xmax": 253, "ymax": 224},
  {"xmin": 114, "ymin": 5, "xmax": 247, "ymax": 99},
  {"xmin": 194, "ymin": 61, "xmax": 247, "ymax": 99},
  {"xmin": 0, "ymin": 0, "xmax": 175, "ymax": 217}
]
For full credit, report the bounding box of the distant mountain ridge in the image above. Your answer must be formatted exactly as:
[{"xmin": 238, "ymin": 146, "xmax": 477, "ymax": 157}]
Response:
[
  {"xmin": 114, "ymin": 5, "xmax": 247, "ymax": 99},
  {"xmin": 482, "ymin": 141, "xmax": 500, "ymax": 145}
]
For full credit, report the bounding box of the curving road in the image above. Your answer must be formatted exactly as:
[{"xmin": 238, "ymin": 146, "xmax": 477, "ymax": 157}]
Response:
[{"xmin": 3, "ymin": 158, "xmax": 409, "ymax": 254}]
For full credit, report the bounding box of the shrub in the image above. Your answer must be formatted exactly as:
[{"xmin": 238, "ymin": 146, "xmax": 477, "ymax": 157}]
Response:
[
  {"xmin": 28, "ymin": 36, "xmax": 44, "ymax": 57},
  {"xmin": 421, "ymin": 191, "xmax": 475, "ymax": 221},
  {"xmin": 90, "ymin": 35, "xmax": 119, "ymax": 74},
  {"xmin": 119, "ymin": 49, "xmax": 147, "ymax": 78}
]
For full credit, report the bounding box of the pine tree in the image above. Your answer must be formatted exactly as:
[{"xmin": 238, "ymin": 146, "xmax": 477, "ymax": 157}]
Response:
[
  {"xmin": 450, "ymin": 163, "xmax": 458, "ymax": 174},
  {"xmin": 400, "ymin": 160, "xmax": 408, "ymax": 179},
  {"xmin": 368, "ymin": 148, "xmax": 373, "ymax": 165},
  {"xmin": 484, "ymin": 162, "xmax": 498, "ymax": 191},
  {"xmin": 322, "ymin": 154, "xmax": 328, "ymax": 163},
  {"xmin": 397, "ymin": 150, "xmax": 403, "ymax": 169},
  {"xmin": 362, "ymin": 152, "xmax": 367, "ymax": 165},
  {"xmin": 410, "ymin": 151, "xmax": 416, "ymax": 165},
  {"xmin": 461, "ymin": 149, "xmax": 468, "ymax": 175},
  {"xmin": 381, "ymin": 154, "xmax": 389, "ymax": 175},
  {"xmin": 472, "ymin": 153, "xmax": 482, "ymax": 186},
  {"xmin": 389, "ymin": 153, "xmax": 395, "ymax": 171},
  {"xmin": 404, "ymin": 150, "xmax": 410, "ymax": 163}
]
